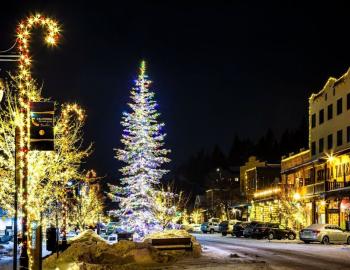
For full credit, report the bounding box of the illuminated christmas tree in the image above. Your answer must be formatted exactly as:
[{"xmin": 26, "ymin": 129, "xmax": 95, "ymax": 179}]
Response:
[{"xmin": 110, "ymin": 61, "xmax": 170, "ymax": 239}]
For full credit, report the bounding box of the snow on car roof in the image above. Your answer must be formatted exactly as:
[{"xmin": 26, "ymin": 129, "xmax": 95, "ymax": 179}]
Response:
[{"xmin": 305, "ymin": 224, "xmax": 326, "ymax": 229}]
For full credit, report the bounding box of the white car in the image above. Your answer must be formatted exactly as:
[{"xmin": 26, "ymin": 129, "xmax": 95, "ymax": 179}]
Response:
[
  {"xmin": 300, "ymin": 224, "xmax": 350, "ymax": 244},
  {"xmin": 201, "ymin": 221, "xmax": 220, "ymax": 234}
]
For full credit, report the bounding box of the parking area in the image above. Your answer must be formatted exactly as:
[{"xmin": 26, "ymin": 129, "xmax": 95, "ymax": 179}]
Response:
[{"xmin": 194, "ymin": 233, "xmax": 350, "ymax": 270}]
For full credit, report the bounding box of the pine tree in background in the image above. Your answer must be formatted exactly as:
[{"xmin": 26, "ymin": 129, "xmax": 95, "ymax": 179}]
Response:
[{"xmin": 110, "ymin": 61, "xmax": 170, "ymax": 239}]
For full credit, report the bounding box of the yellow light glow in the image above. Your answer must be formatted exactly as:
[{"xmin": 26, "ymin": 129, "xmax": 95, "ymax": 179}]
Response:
[
  {"xmin": 293, "ymin": 192, "xmax": 301, "ymax": 201},
  {"xmin": 326, "ymin": 153, "xmax": 335, "ymax": 163},
  {"xmin": 254, "ymin": 187, "xmax": 281, "ymax": 198},
  {"xmin": 45, "ymin": 36, "xmax": 56, "ymax": 45}
]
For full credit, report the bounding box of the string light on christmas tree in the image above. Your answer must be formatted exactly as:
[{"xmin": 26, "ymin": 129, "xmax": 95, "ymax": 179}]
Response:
[{"xmin": 109, "ymin": 61, "xmax": 170, "ymax": 240}]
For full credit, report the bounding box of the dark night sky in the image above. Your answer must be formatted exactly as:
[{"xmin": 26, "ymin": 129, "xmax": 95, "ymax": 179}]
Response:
[{"xmin": 1, "ymin": 1, "xmax": 350, "ymax": 179}]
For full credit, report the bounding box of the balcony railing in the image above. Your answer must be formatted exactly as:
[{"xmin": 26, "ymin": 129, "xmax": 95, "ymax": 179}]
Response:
[
  {"xmin": 299, "ymin": 182, "xmax": 325, "ymax": 196},
  {"xmin": 300, "ymin": 181, "xmax": 350, "ymax": 195},
  {"xmin": 326, "ymin": 181, "xmax": 350, "ymax": 191}
]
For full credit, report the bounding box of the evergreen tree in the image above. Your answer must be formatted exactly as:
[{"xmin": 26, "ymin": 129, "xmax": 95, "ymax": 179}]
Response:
[{"xmin": 109, "ymin": 61, "xmax": 170, "ymax": 239}]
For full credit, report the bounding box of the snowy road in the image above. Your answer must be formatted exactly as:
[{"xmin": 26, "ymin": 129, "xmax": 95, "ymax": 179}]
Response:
[{"xmin": 191, "ymin": 233, "xmax": 350, "ymax": 270}]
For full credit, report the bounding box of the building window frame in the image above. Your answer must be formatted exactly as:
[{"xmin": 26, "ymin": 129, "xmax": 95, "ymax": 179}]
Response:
[
  {"xmin": 319, "ymin": 109, "xmax": 324, "ymax": 124},
  {"xmin": 337, "ymin": 98, "xmax": 343, "ymax": 115},
  {"xmin": 311, "ymin": 141, "xmax": 316, "ymax": 156},
  {"xmin": 319, "ymin": 138, "xmax": 324, "ymax": 153},
  {"xmin": 311, "ymin": 113, "xmax": 316, "ymax": 128},
  {"xmin": 337, "ymin": 129, "xmax": 343, "ymax": 147},
  {"xmin": 327, "ymin": 134, "xmax": 333, "ymax": 150},
  {"xmin": 327, "ymin": 104, "xmax": 333, "ymax": 120}
]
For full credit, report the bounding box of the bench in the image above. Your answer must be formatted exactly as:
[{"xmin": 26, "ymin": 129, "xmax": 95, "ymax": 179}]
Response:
[{"xmin": 150, "ymin": 237, "xmax": 192, "ymax": 250}]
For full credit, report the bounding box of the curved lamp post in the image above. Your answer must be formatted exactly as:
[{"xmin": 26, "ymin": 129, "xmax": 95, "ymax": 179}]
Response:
[{"xmin": 15, "ymin": 13, "xmax": 60, "ymax": 270}]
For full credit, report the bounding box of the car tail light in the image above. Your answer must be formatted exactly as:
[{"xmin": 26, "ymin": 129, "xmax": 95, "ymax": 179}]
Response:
[{"xmin": 313, "ymin": 230, "xmax": 320, "ymax": 235}]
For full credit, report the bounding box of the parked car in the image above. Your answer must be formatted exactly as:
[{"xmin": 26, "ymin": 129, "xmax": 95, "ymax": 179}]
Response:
[
  {"xmin": 251, "ymin": 223, "xmax": 271, "ymax": 239},
  {"xmin": 201, "ymin": 221, "xmax": 220, "ymax": 234},
  {"xmin": 243, "ymin": 221, "xmax": 261, "ymax": 238},
  {"xmin": 265, "ymin": 223, "xmax": 296, "ymax": 240},
  {"xmin": 219, "ymin": 220, "xmax": 240, "ymax": 236},
  {"xmin": 209, "ymin": 218, "xmax": 220, "ymax": 223},
  {"xmin": 251, "ymin": 223, "xmax": 296, "ymax": 240},
  {"xmin": 300, "ymin": 224, "xmax": 350, "ymax": 244},
  {"xmin": 233, "ymin": 222, "xmax": 250, "ymax": 237}
]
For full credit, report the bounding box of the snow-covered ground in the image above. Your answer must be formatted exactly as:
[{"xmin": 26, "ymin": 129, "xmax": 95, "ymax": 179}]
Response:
[
  {"xmin": 4, "ymin": 232, "xmax": 349, "ymax": 269},
  {"xmin": 182, "ymin": 233, "xmax": 350, "ymax": 270}
]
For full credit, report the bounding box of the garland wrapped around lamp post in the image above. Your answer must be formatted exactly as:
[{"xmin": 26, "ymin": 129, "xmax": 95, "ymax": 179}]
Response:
[{"xmin": 16, "ymin": 13, "xmax": 60, "ymax": 269}]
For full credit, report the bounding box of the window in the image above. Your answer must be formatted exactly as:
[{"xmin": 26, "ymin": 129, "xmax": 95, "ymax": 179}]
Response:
[
  {"xmin": 328, "ymin": 134, "xmax": 333, "ymax": 150},
  {"xmin": 311, "ymin": 141, "xmax": 316, "ymax": 155},
  {"xmin": 319, "ymin": 138, "xmax": 324, "ymax": 153},
  {"xmin": 337, "ymin": 129, "xmax": 343, "ymax": 146},
  {"xmin": 319, "ymin": 109, "xmax": 324, "ymax": 124},
  {"xmin": 311, "ymin": 114, "xmax": 316, "ymax": 128},
  {"xmin": 327, "ymin": 104, "xmax": 333, "ymax": 120},
  {"xmin": 337, "ymin": 98, "xmax": 343, "ymax": 115},
  {"xmin": 334, "ymin": 226, "xmax": 343, "ymax": 231},
  {"xmin": 347, "ymin": 93, "xmax": 350, "ymax": 110}
]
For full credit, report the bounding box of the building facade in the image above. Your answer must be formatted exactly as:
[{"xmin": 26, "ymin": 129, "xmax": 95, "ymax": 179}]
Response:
[
  {"xmin": 239, "ymin": 156, "xmax": 281, "ymax": 223},
  {"xmin": 240, "ymin": 156, "xmax": 280, "ymax": 202},
  {"xmin": 281, "ymin": 149, "xmax": 314, "ymax": 228},
  {"xmin": 307, "ymin": 68, "xmax": 350, "ymax": 229}
]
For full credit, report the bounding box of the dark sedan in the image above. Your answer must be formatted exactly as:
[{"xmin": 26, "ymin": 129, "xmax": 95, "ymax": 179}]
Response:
[
  {"xmin": 243, "ymin": 221, "xmax": 261, "ymax": 238},
  {"xmin": 233, "ymin": 222, "xmax": 250, "ymax": 237},
  {"xmin": 252, "ymin": 223, "xmax": 296, "ymax": 240}
]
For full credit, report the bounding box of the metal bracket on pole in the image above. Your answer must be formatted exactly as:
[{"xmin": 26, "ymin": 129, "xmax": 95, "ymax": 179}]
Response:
[{"xmin": 0, "ymin": 54, "xmax": 20, "ymax": 61}]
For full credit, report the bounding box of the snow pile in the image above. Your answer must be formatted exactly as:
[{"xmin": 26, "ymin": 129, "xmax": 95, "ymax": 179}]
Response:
[
  {"xmin": 43, "ymin": 229, "xmax": 201, "ymax": 269},
  {"xmin": 67, "ymin": 229, "xmax": 107, "ymax": 244}
]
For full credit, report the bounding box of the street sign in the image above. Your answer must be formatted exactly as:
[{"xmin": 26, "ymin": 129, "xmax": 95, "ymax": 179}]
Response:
[{"xmin": 30, "ymin": 102, "xmax": 54, "ymax": 151}]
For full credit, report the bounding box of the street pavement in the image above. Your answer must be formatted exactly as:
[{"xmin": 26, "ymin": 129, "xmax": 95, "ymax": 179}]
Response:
[{"xmin": 193, "ymin": 233, "xmax": 350, "ymax": 270}]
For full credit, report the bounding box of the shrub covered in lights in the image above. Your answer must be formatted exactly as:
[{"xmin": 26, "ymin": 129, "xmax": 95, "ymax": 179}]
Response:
[{"xmin": 109, "ymin": 61, "xmax": 170, "ymax": 240}]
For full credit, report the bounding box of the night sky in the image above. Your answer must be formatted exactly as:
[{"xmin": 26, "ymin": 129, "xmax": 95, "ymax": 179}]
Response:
[{"xmin": 1, "ymin": 1, "xmax": 350, "ymax": 179}]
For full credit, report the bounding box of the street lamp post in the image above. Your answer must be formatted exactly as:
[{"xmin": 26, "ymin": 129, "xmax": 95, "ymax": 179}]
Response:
[{"xmin": 15, "ymin": 14, "xmax": 60, "ymax": 270}]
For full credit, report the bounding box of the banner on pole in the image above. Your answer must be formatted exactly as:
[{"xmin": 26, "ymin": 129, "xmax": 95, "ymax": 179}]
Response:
[{"xmin": 30, "ymin": 102, "xmax": 54, "ymax": 151}]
